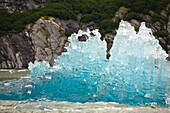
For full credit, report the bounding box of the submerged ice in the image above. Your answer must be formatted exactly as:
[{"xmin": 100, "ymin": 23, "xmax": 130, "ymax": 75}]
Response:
[{"xmin": 0, "ymin": 20, "xmax": 169, "ymax": 106}]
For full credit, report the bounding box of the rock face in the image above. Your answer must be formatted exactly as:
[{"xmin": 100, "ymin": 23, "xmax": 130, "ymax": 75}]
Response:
[
  {"xmin": 1, "ymin": 3, "xmax": 170, "ymax": 68},
  {"xmin": 167, "ymin": 16, "xmax": 170, "ymax": 34},
  {"xmin": 105, "ymin": 34, "xmax": 115, "ymax": 59},
  {"xmin": 78, "ymin": 34, "xmax": 89, "ymax": 42},
  {"xmin": 27, "ymin": 17, "xmax": 68, "ymax": 66},
  {"xmin": 112, "ymin": 6, "xmax": 130, "ymax": 22},
  {"xmin": 0, "ymin": 17, "xmax": 71, "ymax": 68},
  {"xmin": 82, "ymin": 21, "xmax": 97, "ymax": 31},
  {"xmin": 0, "ymin": 14, "xmax": 99, "ymax": 69},
  {"xmin": 60, "ymin": 19, "xmax": 80, "ymax": 33},
  {"xmin": 0, "ymin": 0, "xmax": 53, "ymax": 13},
  {"xmin": 0, "ymin": 33, "xmax": 34, "ymax": 68},
  {"xmin": 130, "ymin": 19, "xmax": 141, "ymax": 32}
]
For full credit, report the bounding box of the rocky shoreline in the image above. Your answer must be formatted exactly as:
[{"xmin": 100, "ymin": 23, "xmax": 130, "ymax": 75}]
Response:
[{"xmin": 0, "ymin": 16, "xmax": 97, "ymax": 68}]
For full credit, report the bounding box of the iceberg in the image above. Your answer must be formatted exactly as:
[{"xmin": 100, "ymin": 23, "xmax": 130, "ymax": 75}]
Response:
[
  {"xmin": 97, "ymin": 20, "xmax": 170, "ymax": 106},
  {"xmin": 0, "ymin": 20, "xmax": 169, "ymax": 107}
]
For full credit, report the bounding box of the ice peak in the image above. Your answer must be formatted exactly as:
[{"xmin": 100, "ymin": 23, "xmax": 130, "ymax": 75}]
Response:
[
  {"xmin": 116, "ymin": 20, "xmax": 136, "ymax": 36},
  {"xmin": 113, "ymin": 20, "xmax": 168, "ymax": 60},
  {"xmin": 138, "ymin": 22, "xmax": 153, "ymax": 36}
]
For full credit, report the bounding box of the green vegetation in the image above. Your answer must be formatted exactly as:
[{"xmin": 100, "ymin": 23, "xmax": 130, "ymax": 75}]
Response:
[
  {"xmin": 124, "ymin": 12, "xmax": 144, "ymax": 22},
  {"xmin": 0, "ymin": 2, "xmax": 77, "ymax": 37},
  {"xmin": 99, "ymin": 19, "xmax": 119, "ymax": 36},
  {"xmin": 151, "ymin": 14, "xmax": 163, "ymax": 23},
  {"xmin": 0, "ymin": 0, "xmax": 169, "ymax": 37},
  {"xmin": 154, "ymin": 31, "xmax": 168, "ymax": 38}
]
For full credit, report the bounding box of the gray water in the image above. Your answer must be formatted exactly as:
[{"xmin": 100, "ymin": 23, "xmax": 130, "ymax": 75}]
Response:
[{"xmin": 0, "ymin": 69, "xmax": 29, "ymax": 81}]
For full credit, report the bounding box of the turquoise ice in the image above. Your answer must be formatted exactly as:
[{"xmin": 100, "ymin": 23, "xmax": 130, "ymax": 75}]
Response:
[{"xmin": 0, "ymin": 20, "xmax": 169, "ymax": 106}]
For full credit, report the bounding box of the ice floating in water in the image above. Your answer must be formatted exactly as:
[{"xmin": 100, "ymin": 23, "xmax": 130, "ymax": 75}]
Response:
[
  {"xmin": 28, "ymin": 60, "xmax": 50, "ymax": 76},
  {"xmin": 0, "ymin": 20, "xmax": 169, "ymax": 107}
]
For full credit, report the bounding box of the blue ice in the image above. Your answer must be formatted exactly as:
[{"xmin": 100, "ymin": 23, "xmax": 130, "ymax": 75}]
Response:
[{"xmin": 0, "ymin": 20, "xmax": 169, "ymax": 106}]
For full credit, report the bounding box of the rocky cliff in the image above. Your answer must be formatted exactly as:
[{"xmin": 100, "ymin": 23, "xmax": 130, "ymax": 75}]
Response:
[
  {"xmin": 0, "ymin": 33, "xmax": 34, "ymax": 68},
  {"xmin": 0, "ymin": 15, "xmax": 97, "ymax": 68},
  {"xmin": 0, "ymin": 0, "xmax": 53, "ymax": 13},
  {"xmin": 27, "ymin": 17, "xmax": 67, "ymax": 66},
  {"xmin": 0, "ymin": 17, "xmax": 82, "ymax": 68},
  {"xmin": 0, "ymin": 3, "xmax": 170, "ymax": 68}
]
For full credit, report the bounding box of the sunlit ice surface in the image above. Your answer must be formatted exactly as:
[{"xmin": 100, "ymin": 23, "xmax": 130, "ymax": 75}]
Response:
[{"xmin": 0, "ymin": 20, "xmax": 169, "ymax": 107}]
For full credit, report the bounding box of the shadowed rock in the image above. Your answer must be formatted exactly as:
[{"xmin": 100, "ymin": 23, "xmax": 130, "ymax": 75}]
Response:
[
  {"xmin": 90, "ymin": 32, "xmax": 96, "ymax": 36},
  {"xmin": 0, "ymin": 33, "xmax": 35, "ymax": 68},
  {"xmin": 0, "ymin": 17, "xmax": 68, "ymax": 68},
  {"xmin": 0, "ymin": 0, "xmax": 53, "ymax": 13},
  {"xmin": 105, "ymin": 34, "xmax": 115, "ymax": 59},
  {"xmin": 78, "ymin": 34, "xmax": 89, "ymax": 42}
]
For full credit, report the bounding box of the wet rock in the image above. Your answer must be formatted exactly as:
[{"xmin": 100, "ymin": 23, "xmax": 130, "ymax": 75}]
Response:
[
  {"xmin": 105, "ymin": 34, "xmax": 114, "ymax": 44},
  {"xmin": 166, "ymin": 50, "xmax": 170, "ymax": 61},
  {"xmin": 78, "ymin": 34, "xmax": 89, "ymax": 42},
  {"xmin": 105, "ymin": 33, "xmax": 115, "ymax": 59},
  {"xmin": 90, "ymin": 32, "xmax": 96, "ymax": 36}
]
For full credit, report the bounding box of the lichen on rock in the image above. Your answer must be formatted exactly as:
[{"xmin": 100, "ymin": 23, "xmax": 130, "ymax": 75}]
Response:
[{"xmin": 27, "ymin": 17, "xmax": 68, "ymax": 66}]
